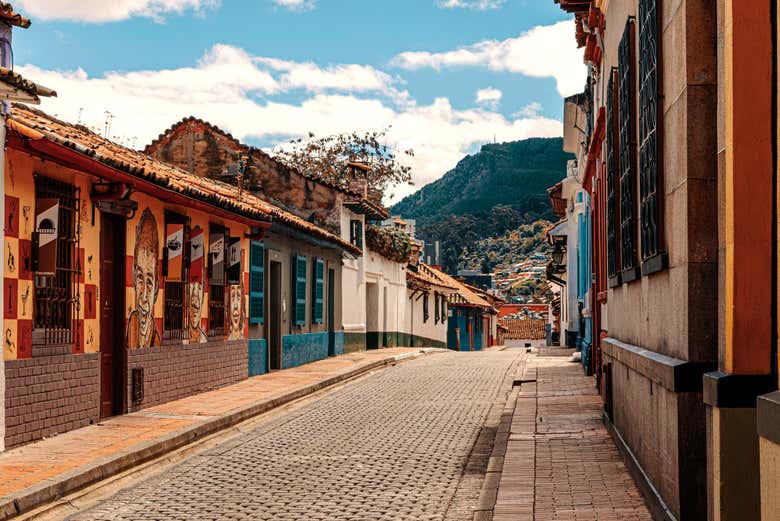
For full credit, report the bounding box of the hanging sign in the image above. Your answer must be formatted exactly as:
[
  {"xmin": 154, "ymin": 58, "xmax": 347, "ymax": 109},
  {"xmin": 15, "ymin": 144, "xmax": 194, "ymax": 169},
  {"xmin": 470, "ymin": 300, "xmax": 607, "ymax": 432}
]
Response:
[
  {"xmin": 189, "ymin": 226, "xmax": 204, "ymax": 284},
  {"xmin": 166, "ymin": 223, "xmax": 184, "ymax": 281},
  {"xmin": 209, "ymin": 231, "xmax": 225, "ymax": 284},
  {"xmin": 227, "ymin": 237, "xmax": 241, "ymax": 285},
  {"xmin": 35, "ymin": 198, "xmax": 59, "ymax": 275}
]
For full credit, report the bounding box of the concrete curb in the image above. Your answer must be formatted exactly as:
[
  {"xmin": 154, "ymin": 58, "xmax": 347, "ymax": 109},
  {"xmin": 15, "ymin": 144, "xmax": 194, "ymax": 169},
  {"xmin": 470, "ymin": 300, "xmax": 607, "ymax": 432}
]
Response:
[{"xmin": 0, "ymin": 348, "xmax": 438, "ymax": 520}]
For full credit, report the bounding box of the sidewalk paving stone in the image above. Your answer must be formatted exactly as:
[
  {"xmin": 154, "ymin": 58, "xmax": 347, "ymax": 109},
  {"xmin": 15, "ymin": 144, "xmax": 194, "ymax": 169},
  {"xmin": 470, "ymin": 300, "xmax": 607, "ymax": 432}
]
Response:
[
  {"xmin": 485, "ymin": 350, "xmax": 653, "ymax": 520},
  {"xmin": 0, "ymin": 347, "xmax": 428, "ymax": 519}
]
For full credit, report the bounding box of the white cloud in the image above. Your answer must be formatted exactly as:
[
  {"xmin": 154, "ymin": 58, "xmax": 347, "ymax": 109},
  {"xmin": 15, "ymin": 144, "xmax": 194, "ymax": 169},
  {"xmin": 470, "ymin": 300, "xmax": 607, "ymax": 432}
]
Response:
[
  {"xmin": 513, "ymin": 102, "xmax": 543, "ymax": 118},
  {"xmin": 436, "ymin": 0, "xmax": 505, "ymax": 10},
  {"xmin": 15, "ymin": 0, "xmax": 219, "ymax": 23},
  {"xmin": 391, "ymin": 20, "xmax": 587, "ymax": 97},
  {"xmin": 475, "ymin": 87, "xmax": 502, "ymax": 109},
  {"xmin": 18, "ymin": 45, "xmax": 562, "ymax": 204},
  {"xmin": 272, "ymin": 0, "xmax": 315, "ymax": 11}
]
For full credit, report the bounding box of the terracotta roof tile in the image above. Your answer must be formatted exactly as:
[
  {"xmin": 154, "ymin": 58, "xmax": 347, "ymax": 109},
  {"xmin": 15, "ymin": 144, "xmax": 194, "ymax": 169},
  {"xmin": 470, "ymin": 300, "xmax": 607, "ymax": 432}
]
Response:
[
  {"xmin": 0, "ymin": 3, "xmax": 30, "ymax": 28},
  {"xmin": 499, "ymin": 319, "xmax": 547, "ymax": 340},
  {"xmin": 8, "ymin": 104, "xmax": 360, "ymax": 255},
  {"xmin": 420, "ymin": 265, "xmax": 492, "ymax": 309},
  {"xmin": 0, "ymin": 68, "xmax": 56, "ymax": 101},
  {"xmin": 407, "ymin": 263, "xmax": 458, "ymax": 291}
]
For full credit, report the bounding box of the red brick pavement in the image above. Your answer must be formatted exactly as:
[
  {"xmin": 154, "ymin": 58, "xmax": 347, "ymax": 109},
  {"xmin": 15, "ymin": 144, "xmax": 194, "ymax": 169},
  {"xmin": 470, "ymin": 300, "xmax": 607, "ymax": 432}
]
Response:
[{"xmin": 491, "ymin": 354, "xmax": 652, "ymax": 521}]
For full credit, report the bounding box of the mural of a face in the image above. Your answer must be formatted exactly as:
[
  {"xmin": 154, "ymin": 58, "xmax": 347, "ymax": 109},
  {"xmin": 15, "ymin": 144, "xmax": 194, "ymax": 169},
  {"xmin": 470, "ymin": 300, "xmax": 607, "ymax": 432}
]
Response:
[
  {"xmin": 132, "ymin": 209, "xmax": 159, "ymax": 348},
  {"xmin": 228, "ymin": 284, "xmax": 243, "ymax": 340},
  {"xmin": 188, "ymin": 280, "xmax": 205, "ymax": 343}
]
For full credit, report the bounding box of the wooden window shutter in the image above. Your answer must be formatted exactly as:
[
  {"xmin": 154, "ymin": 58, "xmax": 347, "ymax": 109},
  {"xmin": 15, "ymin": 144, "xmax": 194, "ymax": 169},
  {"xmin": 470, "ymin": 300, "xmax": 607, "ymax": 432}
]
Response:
[
  {"xmin": 294, "ymin": 254, "xmax": 307, "ymax": 326},
  {"xmin": 249, "ymin": 240, "xmax": 264, "ymax": 325},
  {"xmin": 312, "ymin": 258, "xmax": 324, "ymax": 324}
]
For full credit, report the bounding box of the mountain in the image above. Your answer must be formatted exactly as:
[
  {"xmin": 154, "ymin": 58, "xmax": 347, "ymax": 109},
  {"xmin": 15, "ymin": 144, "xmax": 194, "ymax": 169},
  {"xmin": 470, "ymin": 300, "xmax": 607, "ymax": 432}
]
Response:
[
  {"xmin": 390, "ymin": 137, "xmax": 572, "ymax": 274},
  {"xmin": 391, "ymin": 137, "xmax": 571, "ymax": 227}
]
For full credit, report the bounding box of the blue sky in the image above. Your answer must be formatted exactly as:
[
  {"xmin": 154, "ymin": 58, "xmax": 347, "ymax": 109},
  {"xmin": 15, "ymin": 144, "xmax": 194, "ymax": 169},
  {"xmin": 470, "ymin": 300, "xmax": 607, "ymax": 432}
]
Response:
[{"xmin": 13, "ymin": 0, "xmax": 585, "ymax": 202}]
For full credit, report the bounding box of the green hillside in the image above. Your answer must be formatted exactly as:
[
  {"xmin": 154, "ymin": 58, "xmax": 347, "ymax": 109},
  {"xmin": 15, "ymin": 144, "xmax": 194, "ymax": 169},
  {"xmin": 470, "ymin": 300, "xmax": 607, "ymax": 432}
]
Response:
[
  {"xmin": 391, "ymin": 137, "xmax": 571, "ymax": 227},
  {"xmin": 390, "ymin": 137, "xmax": 571, "ymax": 273}
]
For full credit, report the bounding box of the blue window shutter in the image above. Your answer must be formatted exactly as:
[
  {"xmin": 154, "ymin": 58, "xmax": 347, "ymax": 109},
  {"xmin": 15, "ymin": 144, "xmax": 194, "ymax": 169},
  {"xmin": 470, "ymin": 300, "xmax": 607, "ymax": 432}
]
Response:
[
  {"xmin": 249, "ymin": 240, "xmax": 264, "ymax": 325},
  {"xmin": 312, "ymin": 258, "xmax": 324, "ymax": 324},
  {"xmin": 295, "ymin": 254, "xmax": 307, "ymax": 326}
]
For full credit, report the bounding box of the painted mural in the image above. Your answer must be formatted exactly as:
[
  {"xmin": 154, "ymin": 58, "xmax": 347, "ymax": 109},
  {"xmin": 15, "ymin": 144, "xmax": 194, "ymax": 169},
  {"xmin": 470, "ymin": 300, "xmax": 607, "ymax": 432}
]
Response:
[
  {"xmin": 126, "ymin": 208, "xmax": 161, "ymax": 349},
  {"xmin": 188, "ymin": 226, "xmax": 207, "ymax": 343},
  {"xmin": 228, "ymin": 282, "xmax": 243, "ymax": 341}
]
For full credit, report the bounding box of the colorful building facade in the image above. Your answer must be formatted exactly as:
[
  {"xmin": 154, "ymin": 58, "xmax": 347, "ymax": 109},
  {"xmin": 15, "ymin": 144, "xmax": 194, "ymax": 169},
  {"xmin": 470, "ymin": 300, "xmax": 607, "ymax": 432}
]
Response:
[
  {"xmin": 552, "ymin": 0, "xmax": 780, "ymax": 519},
  {"xmin": 1, "ymin": 104, "xmax": 357, "ymax": 449}
]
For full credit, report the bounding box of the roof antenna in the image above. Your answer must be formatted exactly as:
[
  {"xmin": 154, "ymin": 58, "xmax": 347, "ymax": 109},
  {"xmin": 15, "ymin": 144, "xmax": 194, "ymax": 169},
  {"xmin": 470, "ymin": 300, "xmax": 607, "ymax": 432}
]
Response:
[{"xmin": 103, "ymin": 111, "xmax": 113, "ymax": 138}]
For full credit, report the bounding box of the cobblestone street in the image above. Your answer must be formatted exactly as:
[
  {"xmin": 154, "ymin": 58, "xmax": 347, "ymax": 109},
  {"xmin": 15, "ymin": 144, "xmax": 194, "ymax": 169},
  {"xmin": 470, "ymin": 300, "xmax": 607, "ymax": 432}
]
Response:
[{"xmin": 66, "ymin": 351, "xmax": 521, "ymax": 521}]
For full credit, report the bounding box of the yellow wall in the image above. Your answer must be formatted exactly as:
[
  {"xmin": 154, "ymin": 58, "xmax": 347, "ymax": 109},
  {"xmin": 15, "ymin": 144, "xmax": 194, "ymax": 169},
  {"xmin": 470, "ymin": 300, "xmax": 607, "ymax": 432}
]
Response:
[{"xmin": 3, "ymin": 148, "xmax": 252, "ymax": 360}]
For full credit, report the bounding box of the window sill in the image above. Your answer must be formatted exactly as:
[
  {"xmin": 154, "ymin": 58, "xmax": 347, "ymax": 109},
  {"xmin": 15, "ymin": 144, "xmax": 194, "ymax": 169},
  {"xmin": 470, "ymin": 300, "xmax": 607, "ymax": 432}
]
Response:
[{"xmin": 641, "ymin": 252, "xmax": 668, "ymax": 277}]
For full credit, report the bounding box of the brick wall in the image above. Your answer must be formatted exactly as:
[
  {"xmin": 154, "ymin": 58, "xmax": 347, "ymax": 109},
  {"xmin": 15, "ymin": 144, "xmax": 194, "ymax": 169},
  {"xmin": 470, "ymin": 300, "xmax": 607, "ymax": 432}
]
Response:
[
  {"xmin": 4, "ymin": 347, "xmax": 100, "ymax": 449},
  {"xmin": 126, "ymin": 340, "xmax": 248, "ymax": 412}
]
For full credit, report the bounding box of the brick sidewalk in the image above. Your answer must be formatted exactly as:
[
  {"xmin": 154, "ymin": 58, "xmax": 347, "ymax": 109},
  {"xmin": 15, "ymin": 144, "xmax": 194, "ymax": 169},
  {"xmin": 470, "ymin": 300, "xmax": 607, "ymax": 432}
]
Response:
[
  {"xmin": 482, "ymin": 351, "xmax": 652, "ymax": 520},
  {"xmin": 0, "ymin": 347, "xmax": 427, "ymax": 520}
]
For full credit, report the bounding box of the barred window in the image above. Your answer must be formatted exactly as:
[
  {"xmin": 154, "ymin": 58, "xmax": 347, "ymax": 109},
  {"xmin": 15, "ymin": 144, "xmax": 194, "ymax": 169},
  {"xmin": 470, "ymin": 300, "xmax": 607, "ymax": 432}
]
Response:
[
  {"xmin": 618, "ymin": 19, "xmax": 640, "ymax": 283},
  {"xmin": 163, "ymin": 212, "xmax": 187, "ymax": 344},
  {"xmin": 638, "ymin": 0, "xmax": 667, "ymax": 274},
  {"xmin": 208, "ymin": 224, "xmax": 227, "ymax": 337},
  {"xmin": 423, "ymin": 293, "xmax": 429, "ymax": 323},
  {"xmin": 606, "ymin": 68, "xmax": 621, "ymax": 286},
  {"xmin": 33, "ymin": 175, "xmax": 80, "ymax": 346}
]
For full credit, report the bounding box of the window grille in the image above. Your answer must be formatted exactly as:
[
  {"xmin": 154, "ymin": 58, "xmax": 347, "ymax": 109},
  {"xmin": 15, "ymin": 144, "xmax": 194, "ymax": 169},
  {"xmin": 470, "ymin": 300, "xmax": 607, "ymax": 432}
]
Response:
[
  {"xmin": 350, "ymin": 220, "xmax": 363, "ymax": 249},
  {"xmin": 423, "ymin": 294, "xmax": 429, "ymax": 323},
  {"xmin": 606, "ymin": 68, "xmax": 621, "ymax": 285},
  {"xmin": 638, "ymin": 0, "xmax": 667, "ymax": 274},
  {"xmin": 618, "ymin": 19, "xmax": 639, "ymax": 282},
  {"xmin": 434, "ymin": 293, "xmax": 440, "ymax": 324},
  {"xmin": 163, "ymin": 213, "xmax": 187, "ymax": 343},
  {"xmin": 33, "ymin": 175, "xmax": 80, "ymax": 347},
  {"xmin": 208, "ymin": 224, "xmax": 227, "ymax": 337}
]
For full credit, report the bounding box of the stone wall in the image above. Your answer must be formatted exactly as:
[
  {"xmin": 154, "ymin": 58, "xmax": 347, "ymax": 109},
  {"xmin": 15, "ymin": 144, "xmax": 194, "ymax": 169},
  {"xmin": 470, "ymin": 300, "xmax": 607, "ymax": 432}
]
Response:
[
  {"xmin": 4, "ymin": 348, "xmax": 100, "ymax": 449},
  {"xmin": 126, "ymin": 340, "xmax": 248, "ymax": 412},
  {"xmin": 146, "ymin": 118, "xmax": 346, "ymax": 233}
]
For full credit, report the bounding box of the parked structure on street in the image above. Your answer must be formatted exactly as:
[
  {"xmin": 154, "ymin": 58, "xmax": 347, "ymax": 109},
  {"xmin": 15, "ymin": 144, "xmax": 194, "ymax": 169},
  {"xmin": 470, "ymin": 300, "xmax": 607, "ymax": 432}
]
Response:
[{"xmin": 551, "ymin": 0, "xmax": 780, "ymax": 519}]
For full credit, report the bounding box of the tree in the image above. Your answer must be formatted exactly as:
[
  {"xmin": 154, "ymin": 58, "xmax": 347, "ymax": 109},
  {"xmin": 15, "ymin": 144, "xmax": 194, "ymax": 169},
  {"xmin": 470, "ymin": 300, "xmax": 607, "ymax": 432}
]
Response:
[{"xmin": 274, "ymin": 129, "xmax": 414, "ymax": 201}]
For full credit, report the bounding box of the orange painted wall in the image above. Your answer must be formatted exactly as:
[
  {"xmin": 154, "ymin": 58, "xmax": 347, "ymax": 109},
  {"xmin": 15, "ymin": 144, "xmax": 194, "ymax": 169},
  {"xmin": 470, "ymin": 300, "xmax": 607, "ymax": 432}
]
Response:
[
  {"xmin": 2, "ymin": 148, "xmax": 253, "ymax": 361},
  {"xmin": 724, "ymin": 0, "xmax": 774, "ymax": 374}
]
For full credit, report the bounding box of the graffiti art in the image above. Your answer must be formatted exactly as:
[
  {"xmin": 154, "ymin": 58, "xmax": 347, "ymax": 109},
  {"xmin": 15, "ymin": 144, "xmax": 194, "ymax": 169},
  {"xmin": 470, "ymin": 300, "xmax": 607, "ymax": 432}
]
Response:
[
  {"xmin": 126, "ymin": 208, "xmax": 161, "ymax": 349},
  {"xmin": 228, "ymin": 283, "xmax": 244, "ymax": 341}
]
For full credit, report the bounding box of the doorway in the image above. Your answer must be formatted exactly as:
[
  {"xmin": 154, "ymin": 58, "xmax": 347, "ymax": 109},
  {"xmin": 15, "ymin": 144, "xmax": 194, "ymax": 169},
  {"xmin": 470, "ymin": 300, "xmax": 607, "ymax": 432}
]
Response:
[
  {"xmin": 268, "ymin": 261, "xmax": 282, "ymax": 370},
  {"xmin": 327, "ymin": 268, "xmax": 335, "ymax": 356},
  {"xmin": 366, "ymin": 282, "xmax": 379, "ymax": 349},
  {"xmin": 100, "ymin": 212, "xmax": 126, "ymax": 418}
]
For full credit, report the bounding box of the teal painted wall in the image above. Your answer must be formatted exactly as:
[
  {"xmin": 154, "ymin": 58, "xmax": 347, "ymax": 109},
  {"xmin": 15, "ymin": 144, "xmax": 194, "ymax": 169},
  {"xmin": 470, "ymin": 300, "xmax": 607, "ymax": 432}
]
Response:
[
  {"xmin": 248, "ymin": 339, "xmax": 268, "ymax": 376},
  {"xmin": 282, "ymin": 332, "xmax": 329, "ymax": 369},
  {"xmin": 331, "ymin": 331, "xmax": 345, "ymax": 356}
]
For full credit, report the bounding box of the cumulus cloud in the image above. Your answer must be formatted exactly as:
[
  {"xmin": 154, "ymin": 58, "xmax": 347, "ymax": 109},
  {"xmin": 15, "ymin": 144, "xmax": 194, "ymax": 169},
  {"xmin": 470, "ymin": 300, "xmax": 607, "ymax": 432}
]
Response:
[
  {"xmin": 271, "ymin": 0, "xmax": 315, "ymax": 11},
  {"xmin": 15, "ymin": 0, "xmax": 219, "ymax": 23},
  {"xmin": 475, "ymin": 87, "xmax": 502, "ymax": 109},
  {"xmin": 391, "ymin": 20, "xmax": 586, "ymax": 97},
  {"xmin": 18, "ymin": 45, "xmax": 562, "ymax": 204},
  {"xmin": 513, "ymin": 102, "xmax": 543, "ymax": 118},
  {"xmin": 436, "ymin": 0, "xmax": 505, "ymax": 10}
]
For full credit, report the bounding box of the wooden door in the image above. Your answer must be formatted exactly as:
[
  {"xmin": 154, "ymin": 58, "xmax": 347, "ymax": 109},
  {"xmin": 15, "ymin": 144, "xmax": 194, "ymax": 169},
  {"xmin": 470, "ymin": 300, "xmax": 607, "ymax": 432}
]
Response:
[
  {"xmin": 327, "ymin": 268, "xmax": 335, "ymax": 356},
  {"xmin": 100, "ymin": 213, "xmax": 126, "ymax": 418}
]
